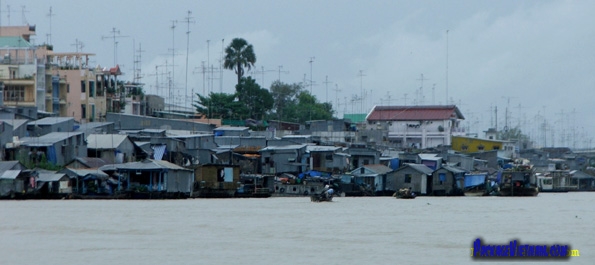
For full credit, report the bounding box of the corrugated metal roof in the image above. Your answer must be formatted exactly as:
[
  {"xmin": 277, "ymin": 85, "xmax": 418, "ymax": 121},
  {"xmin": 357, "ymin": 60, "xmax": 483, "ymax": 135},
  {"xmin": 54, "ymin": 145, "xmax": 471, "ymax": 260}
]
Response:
[
  {"xmin": 441, "ymin": 165, "xmax": 467, "ymax": 174},
  {"xmin": 37, "ymin": 172, "xmax": 68, "ymax": 182},
  {"xmin": 363, "ymin": 164, "xmax": 393, "ymax": 175},
  {"xmin": 62, "ymin": 168, "xmax": 109, "ymax": 178},
  {"xmin": 0, "ymin": 119, "xmax": 28, "ymax": 130},
  {"xmin": 0, "ymin": 161, "xmax": 23, "ymax": 172},
  {"xmin": 72, "ymin": 157, "xmax": 109, "ymax": 168},
  {"xmin": 306, "ymin": 145, "xmax": 340, "ymax": 152},
  {"xmin": 20, "ymin": 132, "xmax": 84, "ymax": 146},
  {"xmin": 87, "ymin": 134, "xmax": 129, "ymax": 149},
  {"xmin": 343, "ymin": 114, "xmax": 367, "ymax": 123},
  {"xmin": 0, "ymin": 170, "xmax": 21, "ymax": 179},
  {"xmin": 259, "ymin": 144, "xmax": 307, "ymax": 152},
  {"xmin": 214, "ymin": 126, "xmax": 249, "ymax": 131},
  {"xmin": 404, "ymin": 163, "xmax": 434, "ymax": 175},
  {"xmin": 28, "ymin": 117, "xmax": 74, "ymax": 126},
  {"xmin": 0, "ymin": 36, "xmax": 31, "ymax": 47},
  {"xmin": 114, "ymin": 159, "xmax": 190, "ymax": 171},
  {"xmin": 367, "ymin": 105, "xmax": 464, "ymax": 121}
]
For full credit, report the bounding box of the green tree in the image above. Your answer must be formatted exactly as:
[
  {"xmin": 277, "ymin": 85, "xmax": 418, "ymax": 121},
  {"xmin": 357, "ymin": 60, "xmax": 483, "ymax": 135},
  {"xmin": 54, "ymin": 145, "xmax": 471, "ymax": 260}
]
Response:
[
  {"xmin": 283, "ymin": 91, "xmax": 334, "ymax": 123},
  {"xmin": 236, "ymin": 77, "xmax": 273, "ymax": 120},
  {"xmin": 270, "ymin": 80, "xmax": 302, "ymax": 121},
  {"xmin": 224, "ymin": 38, "xmax": 256, "ymax": 86},
  {"xmin": 193, "ymin": 92, "xmax": 242, "ymax": 119}
]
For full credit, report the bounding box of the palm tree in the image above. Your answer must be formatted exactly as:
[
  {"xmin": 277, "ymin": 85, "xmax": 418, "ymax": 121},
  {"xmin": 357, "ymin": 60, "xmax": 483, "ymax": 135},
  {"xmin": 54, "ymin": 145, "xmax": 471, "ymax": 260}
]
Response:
[{"xmin": 224, "ymin": 38, "xmax": 256, "ymax": 85}]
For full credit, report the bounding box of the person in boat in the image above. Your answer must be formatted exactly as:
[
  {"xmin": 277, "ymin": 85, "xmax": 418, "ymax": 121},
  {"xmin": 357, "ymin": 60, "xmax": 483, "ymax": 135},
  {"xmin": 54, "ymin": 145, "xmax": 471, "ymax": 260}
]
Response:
[
  {"xmin": 326, "ymin": 187, "xmax": 334, "ymax": 198},
  {"xmin": 322, "ymin": 184, "xmax": 334, "ymax": 199},
  {"xmin": 408, "ymin": 187, "xmax": 415, "ymax": 196}
]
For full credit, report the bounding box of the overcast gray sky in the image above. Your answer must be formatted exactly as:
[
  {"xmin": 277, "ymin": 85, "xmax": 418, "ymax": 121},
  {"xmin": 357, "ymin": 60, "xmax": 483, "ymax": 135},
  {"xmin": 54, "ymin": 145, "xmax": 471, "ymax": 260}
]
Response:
[{"xmin": 12, "ymin": 0, "xmax": 595, "ymax": 148}]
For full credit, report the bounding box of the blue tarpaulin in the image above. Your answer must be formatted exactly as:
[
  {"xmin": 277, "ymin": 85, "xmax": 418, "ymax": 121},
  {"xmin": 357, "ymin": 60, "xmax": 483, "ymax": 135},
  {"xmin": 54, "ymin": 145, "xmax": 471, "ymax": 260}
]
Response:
[
  {"xmin": 389, "ymin": 158, "xmax": 400, "ymax": 170},
  {"xmin": 465, "ymin": 174, "xmax": 486, "ymax": 188},
  {"xmin": 298, "ymin": 170, "xmax": 330, "ymax": 179}
]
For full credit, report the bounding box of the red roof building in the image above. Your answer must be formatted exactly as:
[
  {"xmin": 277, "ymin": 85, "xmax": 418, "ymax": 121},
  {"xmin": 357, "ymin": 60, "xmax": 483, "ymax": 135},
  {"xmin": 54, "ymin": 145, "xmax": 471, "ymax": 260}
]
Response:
[{"xmin": 366, "ymin": 105, "xmax": 465, "ymax": 149}]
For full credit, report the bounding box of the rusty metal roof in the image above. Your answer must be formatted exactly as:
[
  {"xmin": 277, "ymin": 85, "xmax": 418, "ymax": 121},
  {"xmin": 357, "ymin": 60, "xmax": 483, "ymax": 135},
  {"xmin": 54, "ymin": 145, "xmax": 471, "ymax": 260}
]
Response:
[{"xmin": 366, "ymin": 105, "xmax": 464, "ymax": 121}]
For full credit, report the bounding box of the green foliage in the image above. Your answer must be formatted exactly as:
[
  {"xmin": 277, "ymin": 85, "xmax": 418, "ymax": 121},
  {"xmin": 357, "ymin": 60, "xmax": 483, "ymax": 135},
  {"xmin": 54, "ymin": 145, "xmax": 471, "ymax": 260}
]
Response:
[
  {"xmin": 499, "ymin": 126, "xmax": 533, "ymax": 149},
  {"xmin": 269, "ymin": 83, "xmax": 335, "ymax": 123},
  {"xmin": 224, "ymin": 38, "xmax": 256, "ymax": 85},
  {"xmin": 18, "ymin": 151, "xmax": 63, "ymax": 171},
  {"xmin": 194, "ymin": 92, "xmax": 243, "ymax": 119},
  {"xmin": 236, "ymin": 77, "xmax": 273, "ymax": 119}
]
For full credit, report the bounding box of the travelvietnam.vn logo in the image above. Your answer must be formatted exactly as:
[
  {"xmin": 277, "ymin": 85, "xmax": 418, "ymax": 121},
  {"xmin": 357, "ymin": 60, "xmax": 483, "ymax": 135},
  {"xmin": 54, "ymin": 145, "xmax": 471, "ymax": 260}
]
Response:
[{"xmin": 471, "ymin": 238, "xmax": 580, "ymax": 258}]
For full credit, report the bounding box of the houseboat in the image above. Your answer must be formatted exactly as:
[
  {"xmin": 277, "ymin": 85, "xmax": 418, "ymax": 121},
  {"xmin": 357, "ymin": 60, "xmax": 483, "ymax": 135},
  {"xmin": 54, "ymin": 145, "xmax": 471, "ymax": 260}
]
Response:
[{"xmin": 497, "ymin": 162, "xmax": 539, "ymax": 196}]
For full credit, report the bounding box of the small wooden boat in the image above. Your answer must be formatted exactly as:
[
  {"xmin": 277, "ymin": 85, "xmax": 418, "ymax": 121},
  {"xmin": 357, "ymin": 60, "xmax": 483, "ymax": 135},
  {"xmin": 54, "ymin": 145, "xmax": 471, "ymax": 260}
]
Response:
[
  {"xmin": 394, "ymin": 188, "xmax": 416, "ymax": 199},
  {"xmin": 310, "ymin": 192, "xmax": 333, "ymax": 202}
]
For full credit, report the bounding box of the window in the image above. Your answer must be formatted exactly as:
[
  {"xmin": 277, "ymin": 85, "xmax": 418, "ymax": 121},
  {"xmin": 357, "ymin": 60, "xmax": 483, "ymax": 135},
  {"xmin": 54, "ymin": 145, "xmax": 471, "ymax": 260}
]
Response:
[
  {"xmin": 492, "ymin": 146, "xmax": 500, "ymax": 150},
  {"xmin": 439, "ymin": 173, "xmax": 446, "ymax": 184},
  {"xmin": 81, "ymin": 104, "xmax": 86, "ymax": 119},
  {"xmin": 89, "ymin": 81, "xmax": 95, "ymax": 97},
  {"xmin": 405, "ymin": 174, "xmax": 411, "ymax": 183},
  {"xmin": 325, "ymin": 154, "xmax": 333, "ymax": 161},
  {"xmin": 81, "ymin": 81, "xmax": 86, "ymax": 93},
  {"xmin": 4, "ymin": 85, "xmax": 25, "ymax": 101},
  {"xmin": 478, "ymin": 144, "xmax": 485, "ymax": 151},
  {"xmin": 67, "ymin": 84, "xmax": 70, "ymax": 93}
]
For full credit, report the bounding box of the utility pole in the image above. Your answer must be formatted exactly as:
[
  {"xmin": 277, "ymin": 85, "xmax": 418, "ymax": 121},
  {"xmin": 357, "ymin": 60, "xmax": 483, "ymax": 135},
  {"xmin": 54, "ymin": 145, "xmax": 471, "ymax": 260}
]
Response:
[{"xmin": 101, "ymin": 27, "xmax": 129, "ymax": 66}]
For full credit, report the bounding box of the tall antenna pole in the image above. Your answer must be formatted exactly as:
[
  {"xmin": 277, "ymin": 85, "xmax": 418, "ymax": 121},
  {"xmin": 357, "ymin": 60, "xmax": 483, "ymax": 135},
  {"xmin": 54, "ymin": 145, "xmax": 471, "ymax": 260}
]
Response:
[
  {"xmin": 333, "ymin": 84, "xmax": 341, "ymax": 114},
  {"xmin": 134, "ymin": 42, "xmax": 145, "ymax": 84},
  {"xmin": 170, "ymin": 20, "xmax": 177, "ymax": 107},
  {"xmin": 70, "ymin": 39, "xmax": 84, "ymax": 53},
  {"xmin": 101, "ymin": 27, "xmax": 128, "ymax": 66},
  {"xmin": 277, "ymin": 65, "xmax": 289, "ymax": 82},
  {"xmin": 445, "ymin": 29, "xmax": 449, "ymax": 105},
  {"xmin": 220, "ymin": 39, "xmax": 224, "ymax": 93},
  {"xmin": 20, "ymin": 5, "xmax": 28, "ymax": 25},
  {"xmin": 309, "ymin": 57, "xmax": 315, "ymax": 94},
  {"xmin": 323, "ymin": 75, "xmax": 332, "ymax": 103},
  {"xmin": 183, "ymin": 11, "xmax": 195, "ymax": 108},
  {"xmin": 358, "ymin": 70, "xmax": 366, "ymax": 113},
  {"xmin": 207, "ymin": 40, "xmax": 210, "ymax": 93},
  {"xmin": 46, "ymin": 7, "xmax": 55, "ymax": 45},
  {"xmin": 416, "ymin": 73, "xmax": 429, "ymax": 105},
  {"xmin": 201, "ymin": 61, "xmax": 206, "ymax": 95}
]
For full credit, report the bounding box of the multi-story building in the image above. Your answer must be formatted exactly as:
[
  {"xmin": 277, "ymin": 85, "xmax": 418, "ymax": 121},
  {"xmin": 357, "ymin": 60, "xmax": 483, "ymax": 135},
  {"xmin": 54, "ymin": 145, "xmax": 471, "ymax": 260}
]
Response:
[
  {"xmin": 366, "ymin": 105, "xmax": 465, "ymax": 149},
  {"xmin": 47, "ymin": 53, "xmax": 111, "ymax": 122},
  {"xmin": 0, "ymin": 25, "xmax": 52, "ymax": 113}
]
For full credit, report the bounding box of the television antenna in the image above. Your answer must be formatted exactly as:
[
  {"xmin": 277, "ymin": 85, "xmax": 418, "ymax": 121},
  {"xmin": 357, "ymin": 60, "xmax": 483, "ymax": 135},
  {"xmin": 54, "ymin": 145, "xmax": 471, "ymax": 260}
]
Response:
[
  {"xmin": 47, "ymin": 7, "xmax": 55, "ymax": 45},
  {"xmin": 101, "ymin": 27, "xmax": 129, "ymax": 66},
  {"xmin": 182, "ymin": 11, "xmax": 195, "ymax": 108},
  {"xmin": 277, "ymin": 65, "xmax": 289, "ymax": 82}
]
